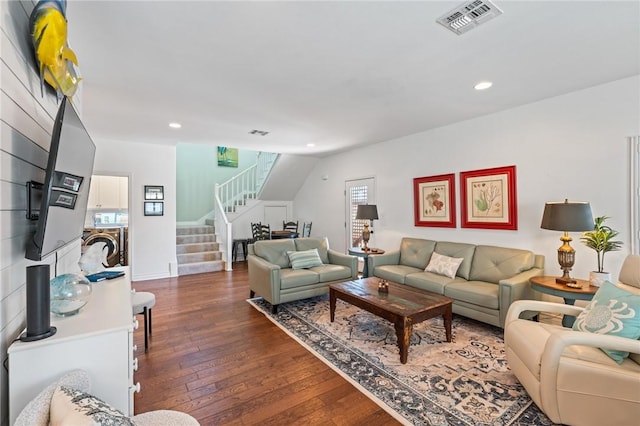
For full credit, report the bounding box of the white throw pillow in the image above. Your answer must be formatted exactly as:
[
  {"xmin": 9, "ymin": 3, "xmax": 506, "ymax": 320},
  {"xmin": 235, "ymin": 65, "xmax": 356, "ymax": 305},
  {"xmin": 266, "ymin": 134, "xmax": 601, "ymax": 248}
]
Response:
[
  {"xmin": 287, "ymin": 248, "xmax": 323, "ymax": 269},
  {"xmin": 50, "ymin": 385, "xmax": 135, "ymax": 426},
  {"xmin": 425, "ymin": 252, "xmax": 464, "ymax": 279}
]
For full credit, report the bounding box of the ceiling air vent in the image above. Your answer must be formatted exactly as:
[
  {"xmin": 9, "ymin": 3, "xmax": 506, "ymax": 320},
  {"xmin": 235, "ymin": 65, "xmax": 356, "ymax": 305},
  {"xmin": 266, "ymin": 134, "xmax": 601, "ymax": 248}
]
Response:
[{"xmin": 436, "ymin": 0, "xmax": 503, "ymax": 35}]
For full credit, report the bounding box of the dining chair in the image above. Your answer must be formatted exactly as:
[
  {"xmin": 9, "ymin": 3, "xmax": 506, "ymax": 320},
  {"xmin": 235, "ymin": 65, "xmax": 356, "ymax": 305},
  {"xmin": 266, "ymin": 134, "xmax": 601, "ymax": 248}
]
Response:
[
  {"xmin": 302, "ymin": 222, "xmax": 312, "ymax": 237},
  {"xmin": 283, "ymin": 221, "xmax": 299, "ymax": 233},
  {"xmin": 259, "ymin": 223, "xmax": 271, "ymax": 240}
]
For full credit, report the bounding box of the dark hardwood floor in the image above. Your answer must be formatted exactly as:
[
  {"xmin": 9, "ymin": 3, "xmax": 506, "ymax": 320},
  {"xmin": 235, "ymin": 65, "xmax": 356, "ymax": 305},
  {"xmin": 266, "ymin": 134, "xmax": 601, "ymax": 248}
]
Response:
[{"xmin": 131, "ymin": 262, "xmax": 400, "ymax": 425}]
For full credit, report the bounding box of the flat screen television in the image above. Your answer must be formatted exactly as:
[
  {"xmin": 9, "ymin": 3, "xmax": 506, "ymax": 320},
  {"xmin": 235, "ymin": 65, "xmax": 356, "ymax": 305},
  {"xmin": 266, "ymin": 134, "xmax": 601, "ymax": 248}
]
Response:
[{"xmin": 25, "ymin": 96, "xmax": 96, "ymax": 261}]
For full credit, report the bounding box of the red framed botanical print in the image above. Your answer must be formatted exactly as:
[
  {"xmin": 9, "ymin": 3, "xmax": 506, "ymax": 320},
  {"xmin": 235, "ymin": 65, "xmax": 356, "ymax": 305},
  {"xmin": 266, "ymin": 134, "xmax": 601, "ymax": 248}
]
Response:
[
  {"xmin": 460, "ymin": 165, "xmax": 517, "ymax": 230},
  {"xmin": 413, "ymin": 173, "xmax": 456, "ymax": 228}
]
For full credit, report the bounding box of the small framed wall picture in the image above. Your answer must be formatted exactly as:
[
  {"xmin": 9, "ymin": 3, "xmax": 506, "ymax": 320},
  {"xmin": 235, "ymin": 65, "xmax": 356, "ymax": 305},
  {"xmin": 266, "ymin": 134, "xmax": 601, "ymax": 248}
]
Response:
[
  {"xmin": 460, "ymin": 165, "xmax": 517, "ymax": 230},
  {"xmin": 144, "ymin": 201, "xmax": 164, "ymax": 216},
  {"xmin": 144, "ymin": 185, "xmax": 164, "ymax": 200},
  {"xmin": 413, "ymin": 173, "xmax": 456, "ymax": 228}
]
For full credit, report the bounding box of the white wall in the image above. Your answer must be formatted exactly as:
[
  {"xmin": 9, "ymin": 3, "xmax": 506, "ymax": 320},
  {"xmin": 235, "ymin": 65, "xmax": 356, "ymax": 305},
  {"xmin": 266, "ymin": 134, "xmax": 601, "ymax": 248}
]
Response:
[
  {"xmin": 176, "ymin": 143, "xmax": 259, "ymax": 222},
  {"xmin": 92, "ymin": 138, "xmax": 177, "ymax": 281},
  {"xmin": 295, "ymin": 76, "xmax": 640, "ymax": 281}
]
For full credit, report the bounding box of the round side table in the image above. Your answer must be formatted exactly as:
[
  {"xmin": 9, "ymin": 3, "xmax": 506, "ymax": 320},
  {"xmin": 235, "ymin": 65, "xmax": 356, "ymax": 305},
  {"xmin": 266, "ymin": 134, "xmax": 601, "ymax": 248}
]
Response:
[
  {"xmin": 529, "ymin": 276, "xmax": 598, "ymax": 327},
  {"xmin": 348, "ymin": 247, "xmax": 385, "ymax": 278}
]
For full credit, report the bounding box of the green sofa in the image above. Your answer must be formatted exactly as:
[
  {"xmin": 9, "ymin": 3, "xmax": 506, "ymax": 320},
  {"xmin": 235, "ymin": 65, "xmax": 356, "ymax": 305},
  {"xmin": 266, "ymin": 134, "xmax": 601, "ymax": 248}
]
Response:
[
  {"xmin": 248, "ymin": 237, "xmax": 357, "ymax": 313},
  {"xmin": 369, "ymin": 237, "xmax": 544, "ymax": 327}
]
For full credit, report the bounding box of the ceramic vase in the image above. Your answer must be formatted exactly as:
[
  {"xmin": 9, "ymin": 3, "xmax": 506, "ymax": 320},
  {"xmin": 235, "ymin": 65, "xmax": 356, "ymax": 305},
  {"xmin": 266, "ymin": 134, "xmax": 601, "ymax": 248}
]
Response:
[{"xmin": 589, "ymin": 271, "xmax": 611, "ymax": 287}]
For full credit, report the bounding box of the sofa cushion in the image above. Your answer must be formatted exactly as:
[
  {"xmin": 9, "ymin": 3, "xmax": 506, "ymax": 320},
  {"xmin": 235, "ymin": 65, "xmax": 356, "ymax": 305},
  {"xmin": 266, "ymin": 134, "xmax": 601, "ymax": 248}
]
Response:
[
  {"xmin": 399, "ymin": 238, "xmax": 436, "ymax": 270},
  {"xmin": 444, "ymin": 281, "xmax": 499, "ymax": 309},
  {"xmin": 469, "ymin": 245, "xmax": 534, "ymax": 283},
  {"xmin": 280, "ymin": 269, "xmax": 320, "ymax": 289},
  {"xmin": 253, "ymin": 240, "xmax": 296, "ymax": 268},
  {"xmin": 310, "ymin": 264, "xmax": 353, "ymax": 282},
  {"xmin": 295, "ymin": 238, "xmax": 330, "ymax": 264},
  {"xmin": 287, "ymin": 248, "xmax": 323, "ymax": 269},
  {"xmin": 425, "ymin": 252, "xmax": 464, "ymax": 279},
  {"xmin": 572, "ymin": 280, "xmax": 640, "ymax": 363},
  {"xmin": 50, "ymin": 385, "xmax": 134, "ymax": 426},
  {"xmin": 433, "ymin": 241, "xmax": 476, "ymax": 279},
  {"xmin": 405, "ymin": 272, "xmax": 464, "ymax": 294},
  {"xmin": 374, "ymin": 264, "xmax": 423, "ymax": 284}
]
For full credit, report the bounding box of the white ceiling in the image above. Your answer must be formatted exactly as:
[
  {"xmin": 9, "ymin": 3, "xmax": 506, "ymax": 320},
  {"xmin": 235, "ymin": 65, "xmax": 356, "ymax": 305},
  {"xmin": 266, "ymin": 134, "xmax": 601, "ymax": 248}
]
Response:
[{"xmin": 65, "ymin": 1, "xmax": 640, "ymax": 157}]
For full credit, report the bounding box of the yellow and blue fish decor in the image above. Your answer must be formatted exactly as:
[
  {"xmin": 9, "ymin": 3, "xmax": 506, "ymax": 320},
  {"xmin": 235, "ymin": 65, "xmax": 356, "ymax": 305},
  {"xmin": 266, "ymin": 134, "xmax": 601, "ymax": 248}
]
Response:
[{"xmin": 29, "ymin": 0, "xmax": 81, "ymax": 98}]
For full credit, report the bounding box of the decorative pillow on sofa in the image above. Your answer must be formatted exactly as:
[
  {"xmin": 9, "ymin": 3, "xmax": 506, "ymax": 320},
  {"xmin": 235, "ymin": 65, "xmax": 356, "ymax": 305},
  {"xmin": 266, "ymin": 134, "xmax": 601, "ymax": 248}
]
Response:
[
  {"xmin": 50, "ymin": 385, "xmax": 135, "ymax": 426},
  {"xmin": 572, "ymin": 280, "xmax": 640, "ymax": 363},
  {"xmin": 424, "ymin": 252, "xmax": 464, "ymax": 279},
  {"xmin": 287, "ymin": 248, "xmax": 323, "ymax": 270}
]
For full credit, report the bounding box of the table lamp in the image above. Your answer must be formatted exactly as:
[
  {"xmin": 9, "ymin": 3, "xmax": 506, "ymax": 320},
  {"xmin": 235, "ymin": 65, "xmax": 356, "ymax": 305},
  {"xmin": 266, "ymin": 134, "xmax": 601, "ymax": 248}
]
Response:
[
  {"xmin": 356, "ymin": 204, "xmax": 378, "ymax": 252},
  {"xmin": 540, "ymin": 199, "xmax": 594, "ymax": 285}
]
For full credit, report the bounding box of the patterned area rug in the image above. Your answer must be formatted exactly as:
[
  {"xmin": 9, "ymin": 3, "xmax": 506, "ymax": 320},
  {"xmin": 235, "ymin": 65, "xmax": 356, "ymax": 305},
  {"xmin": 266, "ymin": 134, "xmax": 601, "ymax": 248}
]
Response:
[{"xmin": 248, "ymin": 295, "xmax": 555, "ymax": 426}]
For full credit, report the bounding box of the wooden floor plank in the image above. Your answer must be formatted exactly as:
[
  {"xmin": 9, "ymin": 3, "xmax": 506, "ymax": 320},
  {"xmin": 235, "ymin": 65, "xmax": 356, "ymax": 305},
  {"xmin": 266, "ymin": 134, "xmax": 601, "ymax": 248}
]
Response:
[{"xmin": 132, "ymin": 262, "xmax": 400, "ymax": 425}]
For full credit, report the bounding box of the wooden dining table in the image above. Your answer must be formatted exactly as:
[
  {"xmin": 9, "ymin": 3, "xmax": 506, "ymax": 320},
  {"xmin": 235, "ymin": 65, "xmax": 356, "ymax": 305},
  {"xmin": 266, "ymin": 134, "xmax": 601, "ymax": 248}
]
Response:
[{"xmin": 271, "ymin": 230, "xmax": 298, "ymax": 239}]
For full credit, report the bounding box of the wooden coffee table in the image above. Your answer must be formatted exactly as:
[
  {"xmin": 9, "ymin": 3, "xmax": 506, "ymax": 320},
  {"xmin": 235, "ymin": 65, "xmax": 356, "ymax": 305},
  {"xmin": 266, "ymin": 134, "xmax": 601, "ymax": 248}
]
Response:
[{"xmin": 330, "ymin": 277, "xmax": 453, "ymax": 364}]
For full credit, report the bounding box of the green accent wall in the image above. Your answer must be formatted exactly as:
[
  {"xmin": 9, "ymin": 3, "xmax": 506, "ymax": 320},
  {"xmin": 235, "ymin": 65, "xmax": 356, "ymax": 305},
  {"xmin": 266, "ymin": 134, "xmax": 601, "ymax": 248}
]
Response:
[{"xmin": 176, "ymin": 144, "xmax": 258, "ymax": 221}]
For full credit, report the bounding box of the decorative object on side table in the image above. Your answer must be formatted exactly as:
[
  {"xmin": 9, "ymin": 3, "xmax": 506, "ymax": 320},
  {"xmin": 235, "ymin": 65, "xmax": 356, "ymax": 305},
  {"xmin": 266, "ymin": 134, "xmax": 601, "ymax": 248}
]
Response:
[
  {"xmin": 540, "ymin": 199, "xmax": 594, "ymax": 285},
  {"xmin": 580, "ymin": 215, "xmax": 623, "ymax": 287},
  {"xmin": 50, "ymin": 273, "xmax": 92, "ymax": 316},
  {"xmin": 356, "ymin": 204, "xmax": 378, "ymax": 251}
]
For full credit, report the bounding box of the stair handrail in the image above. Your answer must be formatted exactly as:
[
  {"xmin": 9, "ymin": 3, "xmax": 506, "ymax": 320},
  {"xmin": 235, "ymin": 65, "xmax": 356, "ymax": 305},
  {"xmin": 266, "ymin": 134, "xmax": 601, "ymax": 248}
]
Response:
[
  {"xmin": 216, "ymin": 152, "xmax": 279, "ymax": 214},
  {"xmin": 213, "ymin": 186, "xmax": 233, "ymax": 271},
  {"xmin": 214, "ymin": 151, "xmax": 279, "ymax": 271}
]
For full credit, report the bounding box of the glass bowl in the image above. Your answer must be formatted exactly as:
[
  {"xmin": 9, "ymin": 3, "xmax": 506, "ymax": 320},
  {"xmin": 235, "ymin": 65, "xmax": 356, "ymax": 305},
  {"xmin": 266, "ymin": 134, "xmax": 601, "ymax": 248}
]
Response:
[{"xmin": 50, "ymin": 273, "xmax": 92, "ymax": 316}]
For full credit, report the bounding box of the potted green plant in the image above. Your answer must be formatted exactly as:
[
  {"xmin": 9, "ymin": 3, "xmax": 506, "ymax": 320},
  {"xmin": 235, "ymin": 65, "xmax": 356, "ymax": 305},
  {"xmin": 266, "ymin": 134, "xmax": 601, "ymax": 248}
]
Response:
[{"xmin": 580, "ymin": 215, "xmax": 623, "ymax": 286}]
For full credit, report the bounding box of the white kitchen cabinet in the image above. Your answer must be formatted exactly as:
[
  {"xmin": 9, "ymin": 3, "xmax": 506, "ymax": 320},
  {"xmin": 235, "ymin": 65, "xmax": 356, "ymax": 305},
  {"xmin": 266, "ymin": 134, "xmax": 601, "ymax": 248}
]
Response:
[
  {"xmin": 8, "ymin": 268, "xmax": 139, "ymax": 424},
  {"xmin": 87, "ymin": 175, "xmax": 128, "ymax": 209}
]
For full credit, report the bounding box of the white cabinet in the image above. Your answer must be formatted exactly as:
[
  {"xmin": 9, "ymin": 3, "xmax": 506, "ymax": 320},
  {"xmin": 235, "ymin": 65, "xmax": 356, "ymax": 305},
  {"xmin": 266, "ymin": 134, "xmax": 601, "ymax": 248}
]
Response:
[
  {"xmin": 88, "ymin": 176, "xmax": 128, "ymax": 209},
  {"xmin": 8, "ymin": 268, "xmax": 138, "ymax": 424}
]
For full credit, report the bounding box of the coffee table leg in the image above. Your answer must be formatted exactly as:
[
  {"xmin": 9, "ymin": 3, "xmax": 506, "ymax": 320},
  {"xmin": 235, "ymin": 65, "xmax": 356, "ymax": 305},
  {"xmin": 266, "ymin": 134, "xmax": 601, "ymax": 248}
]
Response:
[
  {"xmin": 395, "ymin": 317, "xmax": 411, "ymax": 364},
  {"xmin": 443, "ymin": 306, "xmax": 452, "ymax": 342},
  {"xmin": 330, "ymin": 289, "xmax": 336, "ymax": 322}
]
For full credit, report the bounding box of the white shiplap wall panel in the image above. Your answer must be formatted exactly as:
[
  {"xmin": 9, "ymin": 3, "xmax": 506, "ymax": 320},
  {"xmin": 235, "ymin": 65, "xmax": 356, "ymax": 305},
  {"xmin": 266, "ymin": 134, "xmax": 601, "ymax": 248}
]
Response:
[
  {"xmin": 0, "ymin": 274, "xmax": 26, "ymax": 337},
  {"xmin": 0, "ymin": 121, "xmax": 48, "ymax": 167},
  {"xmin": 1, "ymin": 1, "xmax": 32, "ymax": 58},
  {"xmin": 0, "ymin": 151, "xmax": 43, "ymax": 184},
  {"xmin": 1, "ymin": 91, "xmax": 51, "ymax": 151},
  {"xmin": 0, "ymin": 57, "xmax": 58, "ymax": 134},
  {"xmin": 0, "ymin": 180, "xmax": 29, "ymax": 210},
  {"xmin": 0, "ymin": 1, "xmax": 76, "ymax": 424},
  {"xmin": 0, "ymin": 211, "xmax": 34, "ymax": 240}
]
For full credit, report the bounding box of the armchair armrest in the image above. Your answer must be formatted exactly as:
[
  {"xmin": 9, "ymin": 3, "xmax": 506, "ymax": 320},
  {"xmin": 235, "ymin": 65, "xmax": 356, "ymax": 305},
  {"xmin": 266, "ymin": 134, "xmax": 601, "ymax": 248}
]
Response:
[
  {"xmin": 505, "ymin": 299, "xmax": 585, "ymax": 326},
  {"xmin": 539, "ymin": 329, "xmax": 640, "ymax": 419},
  {"xmin": 369, "ymin": 250, "xmax": 400, "ymax": 269},
  {"xmin": 248, "ymin": 254, "xmax": 281, "ymax": 304},
  {"xmin": 328, "ymin": 250, "xmax": 358, "ymax": 279},
  {"xmin": 498, "ymin": 267, "xmax": 544, "ymax": 326}
]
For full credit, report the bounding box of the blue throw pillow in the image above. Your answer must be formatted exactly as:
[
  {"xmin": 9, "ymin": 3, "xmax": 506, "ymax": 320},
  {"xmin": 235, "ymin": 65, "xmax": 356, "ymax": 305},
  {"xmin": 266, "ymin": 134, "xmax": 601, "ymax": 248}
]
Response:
[{"xmin": 572, "ymin": 280, "xmax": 640, "ymax": 363}]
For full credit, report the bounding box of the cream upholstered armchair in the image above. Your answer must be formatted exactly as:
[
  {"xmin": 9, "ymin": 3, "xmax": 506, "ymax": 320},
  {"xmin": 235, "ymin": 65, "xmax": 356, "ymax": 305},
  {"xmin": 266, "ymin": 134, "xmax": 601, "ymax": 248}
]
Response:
[
  {"xmin": 504, "ymin": 254, "xmax": 640, "ymax": 426},
  {"xmin": 15, "ymin": 370, "xmax": 199, "ymax": 426}
]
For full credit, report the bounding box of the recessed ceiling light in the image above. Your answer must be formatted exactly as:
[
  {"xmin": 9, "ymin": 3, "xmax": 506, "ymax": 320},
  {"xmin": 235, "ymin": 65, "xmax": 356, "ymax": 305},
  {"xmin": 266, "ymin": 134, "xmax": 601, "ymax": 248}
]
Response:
[
  {"xmin": 474, "ymin": 81, "xmax": 493, "ymax": 90},
  {"xmin": 307, "ymin": 143, "xmax": 315, "ymax": 147},
  {"xmin": 169, "ymin": 122, "xmax": 182, "ymax": 129}
]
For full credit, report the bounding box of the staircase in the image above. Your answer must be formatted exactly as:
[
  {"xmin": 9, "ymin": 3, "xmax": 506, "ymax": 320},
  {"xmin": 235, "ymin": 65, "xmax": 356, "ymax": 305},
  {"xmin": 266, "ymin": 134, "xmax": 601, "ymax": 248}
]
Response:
[
  {"xmin": 176, "ymin": 222, "xmax": 224, "ymax": 276},
  {"xmin": 217, "ymin": 152, "xmax": 278, "ymax": 214}
]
